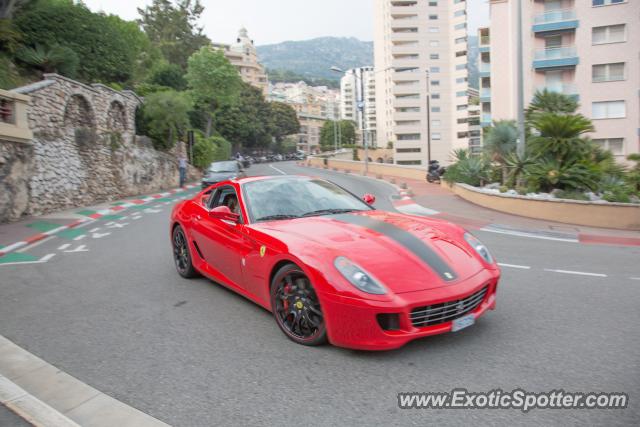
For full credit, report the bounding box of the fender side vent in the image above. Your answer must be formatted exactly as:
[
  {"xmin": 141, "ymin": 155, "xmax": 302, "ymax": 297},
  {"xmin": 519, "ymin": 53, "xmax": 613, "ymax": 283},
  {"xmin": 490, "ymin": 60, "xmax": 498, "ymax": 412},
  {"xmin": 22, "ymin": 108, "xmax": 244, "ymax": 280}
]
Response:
[{"xmin": 192, "ymin": 241, "xmax": 204, "ymax": 259}]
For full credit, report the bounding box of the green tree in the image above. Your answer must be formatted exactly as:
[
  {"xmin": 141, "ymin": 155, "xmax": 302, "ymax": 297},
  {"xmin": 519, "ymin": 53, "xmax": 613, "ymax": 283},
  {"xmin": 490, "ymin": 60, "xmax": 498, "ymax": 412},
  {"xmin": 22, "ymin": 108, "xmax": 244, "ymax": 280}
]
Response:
[
  {"xmin": 213, "ymin": 83, "xmax": 273, "ymax": 151},
  {"xmin": 15, "ymin": 43, "xmax": 78, "ymax": 77},
  {"xmin": 141, "ymin": 90, "xmax": 192, "ymax": 150},
  {"xmin": 147, "ymin": 62, "xmax": 187, "ymax": 91},
  {"xmin": 14, "ymin": 0, "xmax": 137, "ymax": 83},
  {"xmin": 186, "ymin": 47, "xmax": 242, "ymax": 137},
  {"xmin": 270, "ymin": 102, "xmax": 300, "ymax": 142},
  {"xmin": 192, "ymin": 134, "xmax": 232, "ymax": 168},
  {"xmin": 320, "ymin": 120, "xmax": 356, "ymax": 151},
  {"xmin": 137, "ymin": 0, "xmax": 210, "ymax": 70},
  {"xmin": 483, "ymin": 120, "xmax": 517, "ymax": 184},
  {"xmin": 528, "ymin": 113, "xmax": 594, "ymax": 168}
]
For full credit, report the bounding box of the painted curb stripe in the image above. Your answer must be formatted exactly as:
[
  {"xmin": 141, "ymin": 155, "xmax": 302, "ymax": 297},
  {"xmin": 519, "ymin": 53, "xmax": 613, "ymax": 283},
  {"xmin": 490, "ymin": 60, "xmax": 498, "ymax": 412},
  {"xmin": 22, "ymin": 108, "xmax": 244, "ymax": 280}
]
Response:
[
  {"xmin": 333, "ymin": 213, "xmax": 458, "ymax": 281},
  {"xmin": 0, "ymin": 184, "xmax": 198, "ymax": 258}
]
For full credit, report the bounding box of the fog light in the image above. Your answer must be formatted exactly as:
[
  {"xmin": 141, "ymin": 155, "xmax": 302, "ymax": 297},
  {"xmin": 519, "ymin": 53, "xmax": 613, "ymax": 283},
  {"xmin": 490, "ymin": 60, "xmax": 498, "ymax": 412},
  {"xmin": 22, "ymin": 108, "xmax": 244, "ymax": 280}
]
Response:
[{"xmin": 377, "ymin": 313, "xmax": 400, "ymax": 331}]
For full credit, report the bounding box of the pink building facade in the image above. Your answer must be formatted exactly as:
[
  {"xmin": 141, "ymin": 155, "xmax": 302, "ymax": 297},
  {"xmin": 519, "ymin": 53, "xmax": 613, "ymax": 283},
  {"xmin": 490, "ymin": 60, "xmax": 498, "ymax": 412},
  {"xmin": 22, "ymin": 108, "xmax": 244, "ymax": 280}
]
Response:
[{"xmin": 489, "ymin": 0, "xmax": 639, "ymax": 160}]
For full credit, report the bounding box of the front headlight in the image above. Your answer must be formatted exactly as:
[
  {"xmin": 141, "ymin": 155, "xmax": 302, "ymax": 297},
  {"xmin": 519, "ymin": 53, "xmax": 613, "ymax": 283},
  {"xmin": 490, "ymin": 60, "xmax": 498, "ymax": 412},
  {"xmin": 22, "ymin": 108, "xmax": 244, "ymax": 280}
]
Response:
[
  {"xmin": 334, "ymin": 256, "xmax": 387, "ymax": 295},
  {"xmin": 464, "ymin": 233, "xmax": 494, "ymax": 264}
]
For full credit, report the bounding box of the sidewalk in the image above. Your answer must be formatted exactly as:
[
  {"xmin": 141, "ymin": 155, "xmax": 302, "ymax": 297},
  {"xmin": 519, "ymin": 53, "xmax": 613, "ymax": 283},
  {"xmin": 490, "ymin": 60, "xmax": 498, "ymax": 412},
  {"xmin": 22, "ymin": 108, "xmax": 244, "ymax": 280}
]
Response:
[
  {"xmin": 303, "ymin": 163, "xmax": 640, "ymax": 246},
  {"xmin": 0, "ymin": 184, "xmax": 199, "ymax": 258}
]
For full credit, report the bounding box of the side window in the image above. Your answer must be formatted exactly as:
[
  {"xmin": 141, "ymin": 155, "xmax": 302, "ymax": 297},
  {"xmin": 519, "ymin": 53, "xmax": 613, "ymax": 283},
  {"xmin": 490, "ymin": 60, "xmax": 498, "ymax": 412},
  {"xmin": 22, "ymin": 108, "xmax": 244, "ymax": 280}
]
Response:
[{"xmin": 209, "ymin": 186, "xmax": 243, "ymax": 221}]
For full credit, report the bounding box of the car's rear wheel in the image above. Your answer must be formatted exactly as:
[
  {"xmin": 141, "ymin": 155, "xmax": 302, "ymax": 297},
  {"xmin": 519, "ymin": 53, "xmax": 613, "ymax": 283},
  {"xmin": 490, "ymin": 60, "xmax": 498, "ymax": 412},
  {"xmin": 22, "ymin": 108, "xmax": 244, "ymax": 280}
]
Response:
[
  {"xmin": 270, "ymin": 264, "xmax": 327, "ymax": 346},
  {"xmin": 172, "ymin": 225, "xmax": 198, "ymax": 278}
]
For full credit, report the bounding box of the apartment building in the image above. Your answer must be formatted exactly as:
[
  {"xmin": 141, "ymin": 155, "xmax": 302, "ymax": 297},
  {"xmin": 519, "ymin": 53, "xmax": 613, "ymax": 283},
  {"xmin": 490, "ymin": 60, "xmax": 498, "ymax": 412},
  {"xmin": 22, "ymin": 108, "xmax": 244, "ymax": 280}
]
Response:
[
  {"xmin": 489, "ymin": 0, "xmax": 639, "ymax": 159},
  {"xmin": 478, "ymin": 27, "xmax": 492, "ymax": 129},
  {"xmin": 340, "ymin": 67, "xmax": 378, "ymax": 146},
  {"xmin": 374, "ymin": 0, "xmax": 470, "ymax": 166},
  {"xmin": 212, "ymin": 28, "xmax": 269, "ymax": 95}
]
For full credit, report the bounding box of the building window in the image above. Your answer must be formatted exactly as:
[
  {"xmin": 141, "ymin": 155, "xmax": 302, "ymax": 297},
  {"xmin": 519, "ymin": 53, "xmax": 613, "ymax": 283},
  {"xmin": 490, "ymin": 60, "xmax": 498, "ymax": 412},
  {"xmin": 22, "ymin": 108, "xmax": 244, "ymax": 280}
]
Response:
[
  {"xmin": 430, "ymin": 67, "xmax": 440, "ymax": 73},
  {"xmin": 457, "ymin": 118, "xmax": 468, "ymax": 124},
  {"xmin": 396, "ymin": 107, "xmax": 421, "ymax": 112},
  {"xmin": 429, "ymin": 40, "xmax": 440, "ymax": 47},
  {"xmin": 396, "ymin": 148, "xmax": 421, "ymax": 153},
  {"xmin": 592, "ymin": 24, "xmax": 626, "ymax": 44},
  {"xmin": 456, "ymin": 77, "xmax": 467, "ymax": 84},
  {"xmin": 592, "ymin": 63, "xmax": 625, "ymax": 82},
  {"xmin": 431, "ymin": 93, "xmax": 440, "ymax": 99},
  {"xmin": 428, "ymin": 27, "xmax": 439, "ymax": 33},
  {"xmin": 592, "ymin": 101, "xmax": 625, "ymax": 119},
  {"xmin": 457, "ymin": 104, "xmax": 468, "ymax": 111},
  {"xmin": 432, "ymin": 132, "xmax": 441, "ymax": 140},
  {"xmin": 456, "ymin": 64, "xmax": 467, "ymax": 70},
  {"xmin": 431, "ymin": 106, "xmax": 441, "ymax": 113},
  {"xmin": 396, "ymin": 94, "xmax": 420, "ymax": 99},
  {"xmin": 429, "ymin": 1, "xmax": 438, "ymax": 5},
  {"xmin": 454, "ymin": 23, "xmax": 466, "ymax": 30},
  {"xmin": 456, "ymin": 50, "xmax": 467, "ymax": 57},
  {"xmin": 593, "ymin": 0, "xmax": 626, "ymax": 5},
  {"xmin": 455, "ymin": 37, "xmax": 467, "ymax": 44},
  {"xmin": 454, "ymin": 9, "xmax": 466, "ymax": 17},
  {"xmin": 397, "ymin": 133, "xmax": 421, "ymax": 141},
  {"xmin": 430, "ymin": 53, "xmax": 439, "ymax": 60},
  {"xmin": 396, "ymin": 120, "xmax": 421, "ymax": 126},
  {"xmin": 456, "ymin": 91, "xmax": 467, "ymax": 97},
  {"xmin": 593, "ymin": 138, "xmax": 624, "ymax": 155},
  {"xmin": 431, "ymin": 119, "xmax": 441, "ymax": 127},
  {"xmin": 431, "ymin": 80, "xmax": 440, "ymax": 86},
  {"xmin": 429, "ymin": 14, "xmax": 438, "ymax": 20},
  {"xmin": 397, "ymin": 160, "xmax": 422, "ymax": 165}
]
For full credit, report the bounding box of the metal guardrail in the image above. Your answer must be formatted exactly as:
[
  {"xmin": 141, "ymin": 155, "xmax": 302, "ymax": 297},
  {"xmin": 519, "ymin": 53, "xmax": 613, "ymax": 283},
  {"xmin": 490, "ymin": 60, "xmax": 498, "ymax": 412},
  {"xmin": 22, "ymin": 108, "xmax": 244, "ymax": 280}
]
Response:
[
  {"xmin": 534, "ymin": 46, "xmax": 577, "ymax": 60},
  {"xmin": 533, "ymin": 9, "xmax": 576, "ymax": 24}
]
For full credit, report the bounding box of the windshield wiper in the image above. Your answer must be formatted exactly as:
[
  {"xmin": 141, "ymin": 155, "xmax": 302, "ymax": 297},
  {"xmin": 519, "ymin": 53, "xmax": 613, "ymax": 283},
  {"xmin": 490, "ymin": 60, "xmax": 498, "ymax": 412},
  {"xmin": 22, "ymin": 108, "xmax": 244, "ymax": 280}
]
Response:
[
  {"xmin": 301, "ymin": 208, "xmax": 362, "ymax": 217},
  {"xmin": 256, "ymin": 214, "xmax": 300, "ymax": 222}
]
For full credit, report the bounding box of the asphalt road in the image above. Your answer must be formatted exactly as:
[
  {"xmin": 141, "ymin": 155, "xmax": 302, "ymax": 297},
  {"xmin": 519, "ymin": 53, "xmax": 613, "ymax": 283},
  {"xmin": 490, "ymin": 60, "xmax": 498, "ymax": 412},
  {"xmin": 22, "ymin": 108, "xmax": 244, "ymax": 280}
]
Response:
[{"xmin": 0, "ymin": 161, "xmax": 638, "ymax": 426}]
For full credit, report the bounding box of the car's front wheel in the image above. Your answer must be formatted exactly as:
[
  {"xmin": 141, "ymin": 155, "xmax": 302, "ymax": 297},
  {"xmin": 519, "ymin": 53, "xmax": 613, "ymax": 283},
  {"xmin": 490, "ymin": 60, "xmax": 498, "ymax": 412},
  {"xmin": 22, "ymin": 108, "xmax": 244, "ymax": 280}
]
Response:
[
  {"xmin": 172, "ymin": 225, "xmax": 199, "ymax": 278},
  {"xmin": 270, "ymin": 264, "xmax": 327, "ymax": 346}
]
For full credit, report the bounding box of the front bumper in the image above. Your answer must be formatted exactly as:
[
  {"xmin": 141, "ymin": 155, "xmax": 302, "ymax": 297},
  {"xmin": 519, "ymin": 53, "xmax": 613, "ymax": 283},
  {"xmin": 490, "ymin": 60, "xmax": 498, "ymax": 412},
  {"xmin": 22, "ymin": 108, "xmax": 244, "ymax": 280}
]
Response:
[{"xmin": 318, "ymin": 268, "xmax": 499, "ymax": 350}]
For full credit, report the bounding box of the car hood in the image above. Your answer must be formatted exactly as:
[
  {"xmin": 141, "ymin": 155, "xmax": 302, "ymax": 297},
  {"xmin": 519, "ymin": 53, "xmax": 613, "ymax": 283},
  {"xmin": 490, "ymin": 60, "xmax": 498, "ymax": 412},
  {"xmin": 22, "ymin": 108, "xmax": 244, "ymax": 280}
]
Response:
[
  {"xmin": 203, "ymin": 172, "xmax": 237, "ymax": 182},
  {"xmin": 253, "ymin": 210, "xmax": 486, "ymax": 294}
]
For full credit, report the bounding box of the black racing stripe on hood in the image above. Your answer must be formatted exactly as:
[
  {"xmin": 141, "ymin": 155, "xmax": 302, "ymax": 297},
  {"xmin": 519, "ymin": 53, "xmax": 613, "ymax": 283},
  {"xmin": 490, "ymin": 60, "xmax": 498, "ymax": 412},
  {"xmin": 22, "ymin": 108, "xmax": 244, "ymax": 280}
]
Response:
[{"xmin": 332, "ymin": 213, "xmax": 457, "ymax": 282}]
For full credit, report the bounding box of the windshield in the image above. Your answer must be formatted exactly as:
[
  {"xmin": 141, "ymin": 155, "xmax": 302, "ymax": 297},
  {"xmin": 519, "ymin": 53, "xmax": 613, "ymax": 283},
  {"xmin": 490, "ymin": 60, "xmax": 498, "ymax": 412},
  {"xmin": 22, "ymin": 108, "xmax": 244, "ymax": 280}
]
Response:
[
  {"xmin": 243, "ymin": 177, "xmax": 372, "ymax": 222},
  {"xmin": 209, "ymin": 161, "xmax": 238, "ymax": 173}
]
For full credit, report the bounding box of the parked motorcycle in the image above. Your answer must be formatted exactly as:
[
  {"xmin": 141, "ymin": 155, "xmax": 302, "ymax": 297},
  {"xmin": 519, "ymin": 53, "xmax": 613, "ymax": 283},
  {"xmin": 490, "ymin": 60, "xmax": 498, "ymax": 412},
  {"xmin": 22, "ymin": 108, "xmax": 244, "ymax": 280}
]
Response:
[{"xmin": 426, "ymin": 160, "xmax": 446, "ymax": 183}]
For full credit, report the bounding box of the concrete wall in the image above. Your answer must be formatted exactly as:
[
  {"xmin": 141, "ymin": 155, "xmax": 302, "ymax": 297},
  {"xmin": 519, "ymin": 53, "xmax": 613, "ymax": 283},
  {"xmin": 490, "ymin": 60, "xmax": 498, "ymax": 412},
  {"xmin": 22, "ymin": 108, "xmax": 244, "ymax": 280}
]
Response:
[
  {"xmin": 447, "ymin": 182, "xmax": 640, "ymax": 231},
  {"xmin": 306, "ymin": 156, "xmax": 426, "ymax": 180},
  {"xmin": 0, "ymin": 74, "xmax": 199, "ymax": 222}
]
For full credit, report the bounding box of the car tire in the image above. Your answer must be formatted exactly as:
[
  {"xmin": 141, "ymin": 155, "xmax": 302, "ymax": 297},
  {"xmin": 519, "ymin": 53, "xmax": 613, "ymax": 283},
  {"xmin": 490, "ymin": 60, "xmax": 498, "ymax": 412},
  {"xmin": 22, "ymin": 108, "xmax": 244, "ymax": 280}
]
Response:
[
  {"xmin": 270, "ymin": 263, "xmax": 327, "ymax": 346},
  {"xmin": 172, "ymin": 225, "xmax": 199, "ymax": 278}
]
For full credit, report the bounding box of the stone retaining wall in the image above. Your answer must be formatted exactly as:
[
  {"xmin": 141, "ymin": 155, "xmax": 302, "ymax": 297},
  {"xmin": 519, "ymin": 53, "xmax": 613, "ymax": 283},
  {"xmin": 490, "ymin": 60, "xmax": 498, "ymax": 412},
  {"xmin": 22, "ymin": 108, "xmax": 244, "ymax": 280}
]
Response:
[{"xmin": 0, "ymin": 74, "xmax": 199, "ymax": 222}]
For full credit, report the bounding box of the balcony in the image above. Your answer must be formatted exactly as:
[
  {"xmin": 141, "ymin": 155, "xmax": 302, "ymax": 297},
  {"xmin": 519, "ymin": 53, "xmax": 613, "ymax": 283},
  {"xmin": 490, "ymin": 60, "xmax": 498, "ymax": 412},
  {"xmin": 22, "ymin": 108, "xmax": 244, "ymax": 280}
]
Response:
[
  {"xmin": 534, "ymin": 84, "xmax": 579, "ymax": 101},
  {"xmin": 533, "ymin": 46, "xmax": 578, "ymax": 69},
  {"xmin": 532, "ymin": 9, "xmax": 578, "ymax": 33},
  {"xmin": 481, "ymin": 114, "xmax": 492, "ymax": 127},
  {"xmin": 478, "ymin": 63, "xmax": 491, "ymax": 77},
  {"xmin": 0, "ymin": 89, "xmax": 33, "ymax": 144},
  {"xmin": 480, "ymin": 88, "xmax": 491, "ymax": 102}
]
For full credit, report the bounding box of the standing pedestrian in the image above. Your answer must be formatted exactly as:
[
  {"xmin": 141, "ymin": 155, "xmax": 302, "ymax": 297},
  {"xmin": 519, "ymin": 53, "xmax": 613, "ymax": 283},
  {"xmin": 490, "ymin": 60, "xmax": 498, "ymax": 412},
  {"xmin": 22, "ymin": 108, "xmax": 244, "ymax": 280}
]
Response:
[{"xmin": 179, "ymin": 154, "xmax": 187, "ymax": 188}]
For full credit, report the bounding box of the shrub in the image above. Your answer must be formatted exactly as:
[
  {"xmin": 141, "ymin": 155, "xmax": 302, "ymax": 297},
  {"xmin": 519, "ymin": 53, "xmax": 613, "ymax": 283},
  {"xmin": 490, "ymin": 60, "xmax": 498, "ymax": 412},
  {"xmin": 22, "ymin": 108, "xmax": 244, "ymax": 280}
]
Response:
[
  {"xmin": 443, "ymin": 150, "xmax": 491, "ymax": 187},
  {"xmin": 524, "ymin": 159, "xmax": 598, "ymax": 192},
  {"xmin": 499, "ymin": 185, "xmax": 508, "ymax": 193},
  {"xmin": 192, "ymin": 134, "xmax": 231, "ymax": 169},
  {"xmin": 553, "ymin": 190, "xmax": 589, "ymax": 201}
]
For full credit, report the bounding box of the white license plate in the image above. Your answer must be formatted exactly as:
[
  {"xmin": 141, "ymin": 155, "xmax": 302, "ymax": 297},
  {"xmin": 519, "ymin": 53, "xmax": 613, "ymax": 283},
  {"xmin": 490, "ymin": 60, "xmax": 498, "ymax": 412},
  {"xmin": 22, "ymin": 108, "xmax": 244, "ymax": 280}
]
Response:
[{"xmin": 451, "ymin": 314, "xmax": 475, "ymax": 332}]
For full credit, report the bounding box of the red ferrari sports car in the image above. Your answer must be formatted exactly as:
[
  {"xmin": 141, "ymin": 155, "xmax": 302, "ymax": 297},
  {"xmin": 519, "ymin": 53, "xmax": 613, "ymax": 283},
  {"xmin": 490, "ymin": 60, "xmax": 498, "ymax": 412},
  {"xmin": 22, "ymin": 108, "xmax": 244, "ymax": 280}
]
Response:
[{"xmin": 170, "ymin": 175, "xmax": 500, "ymax": 350}]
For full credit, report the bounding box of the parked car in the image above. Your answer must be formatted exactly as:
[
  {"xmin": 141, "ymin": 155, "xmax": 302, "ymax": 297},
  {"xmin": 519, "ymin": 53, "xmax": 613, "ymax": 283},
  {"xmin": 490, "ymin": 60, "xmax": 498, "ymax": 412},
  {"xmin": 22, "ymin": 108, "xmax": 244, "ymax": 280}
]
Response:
[{"xmin": 201, "ymin": 161, "xmax": 246, "ymax": 189}]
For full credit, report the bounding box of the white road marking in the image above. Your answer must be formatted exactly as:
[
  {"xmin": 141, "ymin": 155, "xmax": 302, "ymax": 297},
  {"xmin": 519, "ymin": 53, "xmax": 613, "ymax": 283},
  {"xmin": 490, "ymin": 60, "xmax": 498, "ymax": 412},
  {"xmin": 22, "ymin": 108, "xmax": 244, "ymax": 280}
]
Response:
[
  {"xmin": 39, "ymin": 253, "xmax": 55, "ymax": 262},
  {"xmin": 89, "ymin": 227, "xmax": 100, "ymax": 232},
  {"xmin": 144, "ymin": 208, "xmax": 162, "ymax": 213},
  {"xmin": 16, "ymin": 236, "xmax": 54, "ymax": 252},
  {"xmin": 57, "ymin": 243, "xmax": 71, "ymax": 251},
  {"xmin": 73, "ymin": 235, "xmax": 86, "ymax": 241},
  {"xmin": 107, "ymin": 222, "xmax": 128, "ymax": 229},
  {"xmin": 64, "ymin": 245, "xmax": 89, "ymax": 253},
  {"xmin": 630, "ymin": 277, "xmax": 640, "ymax": 281},
  {"xmin": 91, "ymin": 232, "xmax": 111, "ymax": 239},
  {"xmin": 132, "ymin": 215, "xmax": 142, "ymax": 220},
  {"xmin": 0, "ymin": 259, "xmax": 49, "ymax": 267},
  {"xmin": 544, "ymin": 269, "xmax": 607, "ymax": 277},
  {"xmin": 105, "ymin": 221, "xmax": 115, "ymax": 226},
  {"xmin": 480, "ymin": 227, "xmax": 578, "ymax": 243},
  {"xmin": 120, "ymin": 215, "xmax": 129, "ymax": 220},
  {"xmin": 269, "ymin": 164, "xmax": 287, "ymax": 175},
  {"xmin": 498, "ymin": 263, "xmax": 531, "ymax": 270}
]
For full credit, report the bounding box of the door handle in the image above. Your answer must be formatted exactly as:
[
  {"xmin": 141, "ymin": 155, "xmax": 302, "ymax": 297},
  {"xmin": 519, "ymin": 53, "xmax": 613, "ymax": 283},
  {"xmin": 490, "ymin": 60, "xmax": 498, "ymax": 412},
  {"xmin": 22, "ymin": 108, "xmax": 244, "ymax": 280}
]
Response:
[{"xmin": 195, "ymin": 215, "xmax": 202, "ymax": 221}]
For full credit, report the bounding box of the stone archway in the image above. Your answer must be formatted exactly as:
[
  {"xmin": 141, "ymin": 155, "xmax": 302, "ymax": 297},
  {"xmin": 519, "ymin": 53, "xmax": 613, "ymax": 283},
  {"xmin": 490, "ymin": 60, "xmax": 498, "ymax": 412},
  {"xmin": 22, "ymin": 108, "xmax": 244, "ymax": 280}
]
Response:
[
  {"xmin": 106, "ymin": 100, "xmax": 127, "ymax": 132},
  {"xmin": 63, "ymin": 94, "xmax": 96, "ymax": 146}
]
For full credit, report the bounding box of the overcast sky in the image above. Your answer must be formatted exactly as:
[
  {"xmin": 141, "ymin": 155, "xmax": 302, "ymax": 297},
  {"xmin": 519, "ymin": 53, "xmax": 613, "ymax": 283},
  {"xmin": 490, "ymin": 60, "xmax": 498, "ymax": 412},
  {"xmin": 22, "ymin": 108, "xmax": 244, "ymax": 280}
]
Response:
[{"xmin": 83, "ymin": 0, "xmax": 489, "ymax": 46}]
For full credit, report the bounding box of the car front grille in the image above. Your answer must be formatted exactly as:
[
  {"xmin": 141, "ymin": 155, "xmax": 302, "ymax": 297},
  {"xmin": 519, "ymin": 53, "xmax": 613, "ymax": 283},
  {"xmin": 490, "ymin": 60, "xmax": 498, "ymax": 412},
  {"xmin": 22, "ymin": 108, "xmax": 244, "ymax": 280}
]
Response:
[{"xmin": 410, "ymin": 286, "xmax": 488, "ymax": 328}]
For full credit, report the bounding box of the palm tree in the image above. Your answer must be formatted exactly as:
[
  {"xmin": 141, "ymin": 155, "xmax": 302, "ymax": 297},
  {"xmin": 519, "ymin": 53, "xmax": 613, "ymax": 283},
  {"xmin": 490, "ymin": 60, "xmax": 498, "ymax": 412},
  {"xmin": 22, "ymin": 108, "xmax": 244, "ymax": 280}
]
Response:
[
  {"xmin": 483, "ymin": 120, "xmax": 517, "ymax": 184},
  {"xmin": 528, "ymin": 112, "xmax": 594, "ymax": 168},
  {"xmin": 16, "ymin": 44, "xmax": 79, "ymax": 77},
  {"xmin": 526, "ymin": 89, "xmax": 578, "ymax": 121}
]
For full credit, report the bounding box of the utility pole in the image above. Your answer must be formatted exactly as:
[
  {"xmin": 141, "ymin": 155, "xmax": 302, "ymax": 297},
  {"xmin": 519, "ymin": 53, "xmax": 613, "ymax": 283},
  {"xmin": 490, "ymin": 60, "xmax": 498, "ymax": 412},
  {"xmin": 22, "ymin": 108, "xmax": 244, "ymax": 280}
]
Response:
[
  {"xmin": 333, "ymin": 118, "xmax": 338, "ymax": 152},
  {"xmin": 516, "ymin": 0, "xmax": 526, "ymax": 156},
  {"xmin": 358, "ymin": 67, "xmax": 369, "ymax": 175},
  {"xmin": 425, "ymin": 70, "xmax": 432, "ymax": 165}
]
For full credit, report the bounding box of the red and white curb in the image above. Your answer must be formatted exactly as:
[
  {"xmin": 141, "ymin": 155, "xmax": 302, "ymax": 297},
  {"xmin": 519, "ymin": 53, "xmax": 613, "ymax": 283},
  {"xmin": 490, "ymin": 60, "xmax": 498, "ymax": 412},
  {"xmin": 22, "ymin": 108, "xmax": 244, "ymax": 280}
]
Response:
[{"xmin": 0, "ymin": 184, "xmax": 199, "ymax": 258}]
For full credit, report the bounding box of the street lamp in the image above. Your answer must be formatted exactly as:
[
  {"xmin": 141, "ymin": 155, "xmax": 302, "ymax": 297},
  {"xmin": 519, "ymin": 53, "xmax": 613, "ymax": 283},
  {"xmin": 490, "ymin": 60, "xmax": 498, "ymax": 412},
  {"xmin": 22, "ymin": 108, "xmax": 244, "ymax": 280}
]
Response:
[
  {"xmin": 425, "ymin": 70, "xmax": 432, "ymax": 165},
  {"xmin": 515, "ymin": 0, "xmax": 526, "ymax": 156}
]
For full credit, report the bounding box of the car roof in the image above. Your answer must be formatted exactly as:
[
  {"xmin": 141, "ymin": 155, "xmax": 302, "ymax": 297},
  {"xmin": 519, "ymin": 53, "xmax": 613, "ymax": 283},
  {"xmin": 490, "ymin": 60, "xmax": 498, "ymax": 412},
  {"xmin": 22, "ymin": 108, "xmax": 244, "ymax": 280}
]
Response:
[{"xmin": 234, "ymin": 175, "xmax": 314, "ymax": 185}]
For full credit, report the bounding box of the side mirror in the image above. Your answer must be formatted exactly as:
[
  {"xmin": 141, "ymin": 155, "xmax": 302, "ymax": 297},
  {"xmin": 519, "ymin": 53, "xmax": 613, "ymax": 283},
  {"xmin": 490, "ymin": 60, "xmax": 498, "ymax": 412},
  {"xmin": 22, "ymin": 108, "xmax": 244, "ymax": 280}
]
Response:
[
  {"xmin": 209, "ymin": 205, "xmax": 240, "ymax": 223},
  {"xmin": 363, "ymin": 194, "xmax": 376, "ymax": 205}
]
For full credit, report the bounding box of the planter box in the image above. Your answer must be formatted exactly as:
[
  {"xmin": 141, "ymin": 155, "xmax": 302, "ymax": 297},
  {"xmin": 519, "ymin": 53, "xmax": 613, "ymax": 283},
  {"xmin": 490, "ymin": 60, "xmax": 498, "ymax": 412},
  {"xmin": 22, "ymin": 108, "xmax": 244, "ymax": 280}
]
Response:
[{"xmin": 445, "ymin": 182, "xmax": 640, "ymax": 231}]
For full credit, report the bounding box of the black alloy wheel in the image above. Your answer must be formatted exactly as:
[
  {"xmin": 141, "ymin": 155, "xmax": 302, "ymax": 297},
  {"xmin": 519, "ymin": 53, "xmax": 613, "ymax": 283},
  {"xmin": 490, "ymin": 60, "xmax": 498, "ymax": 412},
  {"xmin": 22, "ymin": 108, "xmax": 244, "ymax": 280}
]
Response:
[
  {"xmin": 270, "ymin": 264, "xmax": 327, "ymax": 346},
  {"xmin": 172, "ymin": 226, "xmax": 198, "ymax": 278}
]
